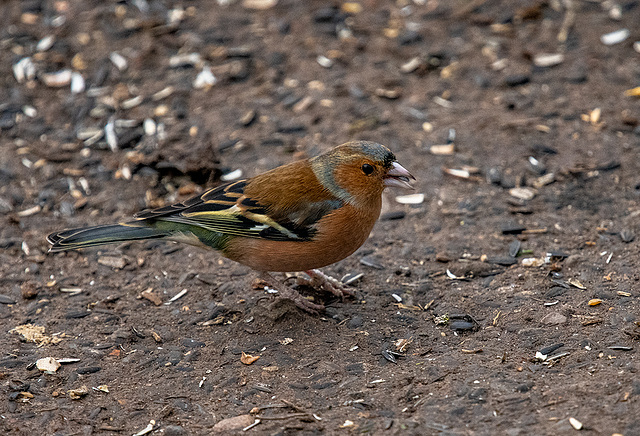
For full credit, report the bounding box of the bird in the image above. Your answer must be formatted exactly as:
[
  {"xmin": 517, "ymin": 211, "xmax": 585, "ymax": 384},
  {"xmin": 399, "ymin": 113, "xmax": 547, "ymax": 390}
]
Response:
[{"xmin": 47, "ymin": 141, "xmax": 415, "ymax": 313}]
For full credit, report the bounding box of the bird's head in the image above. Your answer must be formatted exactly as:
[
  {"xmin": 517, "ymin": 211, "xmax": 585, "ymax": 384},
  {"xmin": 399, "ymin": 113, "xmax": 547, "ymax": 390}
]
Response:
[{"xmin": 311, "ymin": 141, "xmax": 415, "ymax": 206}]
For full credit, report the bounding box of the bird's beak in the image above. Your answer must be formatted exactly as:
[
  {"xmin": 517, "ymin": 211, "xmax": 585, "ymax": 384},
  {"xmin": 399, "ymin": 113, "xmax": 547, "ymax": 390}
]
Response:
[{"xmin": 384, "ymin": 162, "xmax": 415, "ymax": 189}]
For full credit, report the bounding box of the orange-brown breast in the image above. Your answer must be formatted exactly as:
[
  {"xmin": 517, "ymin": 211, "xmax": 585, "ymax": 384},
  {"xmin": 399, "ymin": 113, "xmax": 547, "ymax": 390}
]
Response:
[{"xmin": 223, "ymin": 200, "xmax": 381, "ymax": 272}]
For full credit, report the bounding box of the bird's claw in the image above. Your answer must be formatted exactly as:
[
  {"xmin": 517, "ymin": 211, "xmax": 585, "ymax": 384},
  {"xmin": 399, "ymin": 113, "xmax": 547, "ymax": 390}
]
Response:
[
  {"xmin": 277, "ymin": 285, "xmax": 325, "ymax": 314},
  {"xmin": 299, "ymin": 269, "xmax": 355, "ymax": 299},
  {"xmin": 259, "ymin": 272, "xmax": 325, "ymax": 314}
]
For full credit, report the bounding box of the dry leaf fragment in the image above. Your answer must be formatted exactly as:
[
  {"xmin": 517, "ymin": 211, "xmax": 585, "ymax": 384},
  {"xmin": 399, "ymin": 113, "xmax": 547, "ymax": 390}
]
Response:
[
  {"xmin": 241, "ymin": 352, "xmax": 260, "ymax": 365},
  {"xmin": 68, "ymin": 385, "xmax": 89, "ymax": 400},
  {"xmin": 14, "ymin": 392, "xmax": 34, "ymax": 402},
  {"xmin": 140, "ymin": 288, "xmax": 163, "ymax": 306},
  {"xmin": 10, "ymin": 324, "xmax": 63, "ymax": 346},
  {"xmin": 395, "ymin": 338, "xmax": 413, "ymax": 353}
]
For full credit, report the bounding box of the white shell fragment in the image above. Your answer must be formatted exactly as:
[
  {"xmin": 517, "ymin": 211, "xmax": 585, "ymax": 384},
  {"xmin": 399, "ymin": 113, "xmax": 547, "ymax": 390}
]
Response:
[
  {"xmin": 221, "ymin": 169, "xmax": 243, "ymax": 181},
  {"xmin": 569, "ymin": 417, "xmax": 583, "ymax": 430},
  {"xmin": 601, "ymin": 29, "xmax": 629, "ymax": 45},
  {"xmin": 509, "ymin": 187, "xmax": 536, "ymax": 201},
  {"xmin": 70, "ymin": 72, "xmax": 85, "ymax": 94},
  {"xmin": 533, "ymin": 53, "xmax": 564, "ymax": 68},
  {"xmin": 534, "ymin": 351, "xmax": 547, "ymax": 361},
  {"xmin": 193, "ymin": 65, "xmax": 217, "ymax": 89},
  {"xmin": 243, "ymin": 0, "xmax": 278, "ymax": 9},
  {"xmin": 316, "ymin": 55, "xmax": 333, "ymax": 68},
  {"xmin": 401, "ymin": 57, "xmax": 421, "ymax": 73},
  {"xmin": 430, "ymin": 144, "xmax": 455, "ymax": 155},
  {"xmin": 105, "ymin": 118, "xmax": 118, "ymax": 151},
  {"xmin": 37, "ymin": 35, "xmax": 55, "ymax": 52},
  {"xmin": 36, "ymin": 357, "xmax": 61, "ymax": 373},
  {"xmin": 395, "ymin": 193, "xmax": 425, "ymax": 204},
  {"xmin": 121, "ymin": 95, "xmax": 143, "ymax": 109},
  {"xmin": 41, "ymin": 69, "xmax": 72, "ymax": 87},
  {"xmin": 522, "ymin": 257, "xmax": 546, "ymax": 267},
  {"xmin": 109, "ymin": 52, "xmax": 128, "ymax": 71},
  {"xmin": 143, "ymin": 118, "xmax": 157, "ymax": 136},
  {"xmin": 132, "ymin": 420, "xmax": 156, "ymax": 436},
  {"xmin": 22, "ymin": 105, "xmax": 37, "ymax": 118},
  {"xmin": 13, "ymin": 57, "xmax": 36, "ymax": 83}
]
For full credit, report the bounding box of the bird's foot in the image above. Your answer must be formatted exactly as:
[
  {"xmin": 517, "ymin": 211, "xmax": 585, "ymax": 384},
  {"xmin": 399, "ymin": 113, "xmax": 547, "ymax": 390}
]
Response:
[
  {"xmin": 298, "ymin": 269, "xmax": 355, "ymax": 299},
  {"xmin": 259, "ymin": 273, "xmax": 324, "ymax": 314}
]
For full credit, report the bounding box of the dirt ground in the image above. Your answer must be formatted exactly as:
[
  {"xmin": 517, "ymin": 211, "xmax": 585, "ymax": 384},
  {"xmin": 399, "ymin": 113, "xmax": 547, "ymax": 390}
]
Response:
[{"xmin": 1, "ymin": 0, "xmax": 640, "ymax": 434}]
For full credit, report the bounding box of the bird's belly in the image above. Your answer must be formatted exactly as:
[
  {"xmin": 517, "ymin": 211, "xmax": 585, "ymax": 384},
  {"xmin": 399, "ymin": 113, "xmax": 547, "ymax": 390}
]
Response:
[{"xmin": 225, "ymin": 212, "xmax": 379, "ymax": 272}]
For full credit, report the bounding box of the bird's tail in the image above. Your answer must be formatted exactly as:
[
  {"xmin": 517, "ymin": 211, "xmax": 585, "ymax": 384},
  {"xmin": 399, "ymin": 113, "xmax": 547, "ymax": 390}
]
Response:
[{"xmin": 47, "ymin": 223, "xmax": 168, "ymax": 252}]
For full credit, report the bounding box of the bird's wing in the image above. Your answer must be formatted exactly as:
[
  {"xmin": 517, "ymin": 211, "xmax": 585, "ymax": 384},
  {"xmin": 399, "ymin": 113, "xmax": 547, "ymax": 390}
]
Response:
[{"xmin": 132, "ymin": 180, "xmax": 343, "ymax": 242}]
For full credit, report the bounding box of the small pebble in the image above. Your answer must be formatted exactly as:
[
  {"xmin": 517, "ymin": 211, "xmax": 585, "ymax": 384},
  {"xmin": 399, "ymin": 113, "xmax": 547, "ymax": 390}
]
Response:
[
  {"xmin": 601, "ymin": 29, "xmax": 629, "ymax": 45},
  {"xmin": 193, "ymin": 65, "xmax": 217, "ymax": 89}
]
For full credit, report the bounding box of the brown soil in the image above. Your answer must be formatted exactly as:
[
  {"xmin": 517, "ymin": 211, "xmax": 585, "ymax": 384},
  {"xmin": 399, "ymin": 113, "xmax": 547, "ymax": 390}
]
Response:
[{"xmin": 1, "ymin": 1, "xmax": 639, "ymax": 435}]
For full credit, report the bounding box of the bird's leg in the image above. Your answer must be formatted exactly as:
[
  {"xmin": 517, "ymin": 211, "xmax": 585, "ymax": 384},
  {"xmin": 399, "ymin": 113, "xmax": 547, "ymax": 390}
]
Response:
[
  {"xmin": 298, "ymin": 269, "xmax": 355, "ymax": 299},
  {"xmin": 259, "ymin": 272, "xmax": 325, "ymax": 314}
]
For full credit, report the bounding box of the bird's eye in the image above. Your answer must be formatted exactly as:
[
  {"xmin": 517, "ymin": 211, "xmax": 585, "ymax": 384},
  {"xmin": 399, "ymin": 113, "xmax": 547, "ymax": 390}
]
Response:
[{"xmin": 361, "ymin": 164, "xmax": 374, "ymax": 175}]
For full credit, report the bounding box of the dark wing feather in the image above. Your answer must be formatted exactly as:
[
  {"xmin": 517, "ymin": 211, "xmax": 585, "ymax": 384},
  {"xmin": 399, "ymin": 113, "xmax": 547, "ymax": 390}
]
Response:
[{"xmin": 131, "ymin": 180, "xmax": 341, "ymax": 242}]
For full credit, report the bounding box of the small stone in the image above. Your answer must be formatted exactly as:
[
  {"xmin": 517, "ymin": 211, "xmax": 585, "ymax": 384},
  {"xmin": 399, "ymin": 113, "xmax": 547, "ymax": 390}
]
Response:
[
  {"xmin": 450, "ymin": 320, "xmax": 475, "ymax": 331},
  {"xmin": 0, "ymin": 294, "xmax": 16, "ymax": 304},
  {"xmin": 76, "ymin": 366, "xmax": 101, "ymax": 374},
  {"xmin": 347, "ymin": 315, "xmax": 363, "ymax": 329},
  {"xmin": 540, "ymin": 312, "xmax": 567, "ymax": 325},
  {"xmin": 435, "ymin": 252, "xmax": 452, "ymax": 262},
  {"xmin": 181, "ymin": 338, "xmax": 206, "ymax": 348},
  {"xmin": 97, "ymin": 256, "xmax": 127, "ymax": 269},
  {"xmin": 213, "ymin": 414, "xmax": 254, "ymax": 432},
  {"xmin": 620, "ymin": 229, "xmax": 635, "ymax": 243},
  {"xmin": 503, "ymin": 74, "xmax": 530, "ymax": 87},
  {"xmin": 164, "ymin": 425, "xmax": 187, "ymax": 436},
  {"xmin": 21, "ymin": 282, "xmax": 39, "ymax": 299}
]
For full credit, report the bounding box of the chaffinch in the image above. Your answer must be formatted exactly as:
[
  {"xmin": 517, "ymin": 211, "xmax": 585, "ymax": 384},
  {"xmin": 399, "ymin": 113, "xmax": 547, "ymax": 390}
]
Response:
[{"xmin": 48, "ymin": 141, "xmax": 415, "ymax": 313}]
